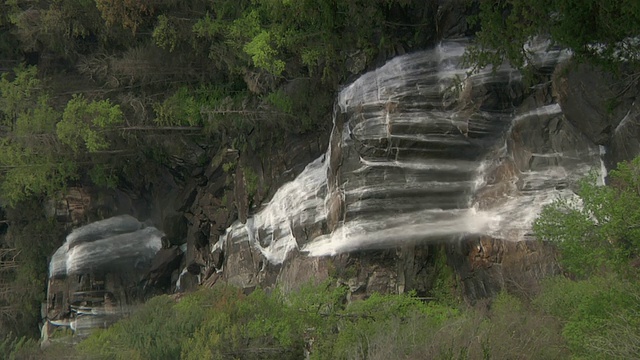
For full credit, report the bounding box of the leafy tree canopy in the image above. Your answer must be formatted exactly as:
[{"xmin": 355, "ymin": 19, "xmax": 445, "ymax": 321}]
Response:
[
  {"xmin": 57, "ymin": 94, "xmax": 124, "ymax": 152},
  {"xmin": 0, "ymin": 64, "xmax": 40, "ymax": 129},
  {"xmin": 466, "ymin": 0, "xmax": 640, "ymax": 71},
  {"xmin": 534, "ymin": 157, "xmax": 640, "ymax": 277}
]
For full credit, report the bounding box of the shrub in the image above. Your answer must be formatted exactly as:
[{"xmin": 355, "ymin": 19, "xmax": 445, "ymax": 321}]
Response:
[
  {"xmin": 535, "ymin": 275, "xmax": 640, "ymax": 359},
  {"xmin": 466, "ymin": 0, "xmax": 640, "ymax": 72},
  {"xmin": 534, "ymin": 157, "xmax": 640, "ymax": 277}
]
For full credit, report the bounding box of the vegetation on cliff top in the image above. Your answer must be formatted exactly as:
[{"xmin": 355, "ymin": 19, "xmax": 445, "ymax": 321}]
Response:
[{"xmin": 465, "ymin": 0, "xmax": 640, "ymax": 72}]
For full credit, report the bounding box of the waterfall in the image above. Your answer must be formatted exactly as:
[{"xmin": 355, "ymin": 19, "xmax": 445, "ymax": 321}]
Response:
[
  {"xmin": 218, "ymin": 39, "xmax": 602, "ymax": 264},
  {"xmin": 49, "ymin": 215, "xmax": 163, "ymax": 278},
  {"xmin": 45, "ymin": 215, "xmax": 164, "ymax": 337}
]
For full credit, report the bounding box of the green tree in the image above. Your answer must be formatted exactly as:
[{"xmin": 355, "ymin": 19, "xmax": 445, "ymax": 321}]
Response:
[
  {"xmin": 0, "ymin": 65, "xmax": 76, "ymax": 204},
  {"xmin": 57, "ymin": 94, "xmax": 124, "ymax": 152},
  {"xmin": 95, "ymin": 0, "xmax": 154, "ymax": 34},
  {"xmin": 0, "ymin": 138, "xmax": 77, "ymax": 205},
  {"xmin": 534, "ymin": 157, "xmax": 640, "ymax": 277},
  {"xmin": 0, "ymin": 64, "xmax": 40, "ymax": 130},
  {"xmin": 5, "ymin": 0, "xmax": 107, "ymax": 59},
  {"xmin": 535, "ymin": 275, "xmax": 640, "ymax": 359},
  {"xmin": 466, "ymin": 0, "xmax": 640, "ymax": 71}
]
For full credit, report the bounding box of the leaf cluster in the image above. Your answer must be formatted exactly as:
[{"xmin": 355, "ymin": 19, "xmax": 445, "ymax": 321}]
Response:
[
  {"xmin": 466, "ymin": 0, "xmax": 640, "ymax": 72},
  {"xmin": 58, "ymin": 94, "xmax": 124, "ymax": 153},
  {"xmin": 534, "ymin": 157, "xmax": 640, "ymax": 277}
]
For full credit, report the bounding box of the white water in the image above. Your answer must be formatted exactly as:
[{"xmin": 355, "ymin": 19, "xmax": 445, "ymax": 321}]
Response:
[
  {"xmin": 217, "ymin": 39, "xmax": 603, "ymax": 264},
  {"xmin": 220, "ymin": 156, "xmax": 328, "ymax": 264},
  {"xmin": 49, "ymin": 215, "xmax": 163, "ymax": 277}
]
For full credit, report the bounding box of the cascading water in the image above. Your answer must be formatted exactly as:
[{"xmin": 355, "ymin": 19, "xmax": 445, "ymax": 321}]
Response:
[
  {"xmin": 49, "ymin": 215, "xmax": 163, "ymax": 277},
  {"xmin": 45, "ymin": 215, "xmax": 164, "ymax": 337},
  {"xmin": 217, "ymin": 39, "xmax": 603, "ymax": 264}
]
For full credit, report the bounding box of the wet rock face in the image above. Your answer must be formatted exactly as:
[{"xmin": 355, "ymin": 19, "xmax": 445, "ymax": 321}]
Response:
[
  {"xmin": 553, "ymin": 61, "xmax": 640, "ymax": 166},
  {"xmin": 45, "ymin": 216, "xmax": 167, "ymax": 335},
  {"xmin": 447, "ymin": 236, "xmax": 561, "ymax": 301},
  {"xmin": 305, "ymin": 40, "xmax": 598, "ymax": 257},
  {"xmin": 49, "ymin": 216, "xmax": 162, "ymax": 278},
  {"xmin": 182, "ymin": 132, "xmax": 328, "ymax": 290},
  {"xmin": 196, "ymin": 40, "xmax": 611, "ymax": 303},
  {"xmin": 137, "ymin": 41, "xmax": 639, "ymax": 303}
]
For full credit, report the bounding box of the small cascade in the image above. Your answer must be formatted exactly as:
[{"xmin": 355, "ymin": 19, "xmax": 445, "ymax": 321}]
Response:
[
  {"xmin": 45, "ymin": 215, "xmax": 164, "ymax": 337},
  {"xmin": 217, "ymin": 39, "xmax": 603, "ymax": 264},
  {"xmin": 49, "ymin": 215, "xmax": 163, "ymax": 277},
  {"xmin": 220, "ymin": 156, "xmax": 328, "ymax": 264}
]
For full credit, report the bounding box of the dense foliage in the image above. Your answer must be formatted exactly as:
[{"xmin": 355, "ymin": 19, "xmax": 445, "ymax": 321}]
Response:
[
  {"xmin": 0, "ymin": 201, "xmax": 65, "ymax": 340},
  {"xmin": 533, "ymin": 156, "xmax": 640, "ymax": 359},
  {"xmin": 534, "ymin": 158, "xmax": 640, "ymax": 277},
  {"xmin": 465, "ymin": 0, "xmax": 640, "ymax": 72},
  {"xmin": 0, "ymin": 0, "xmax": 436, "ymax": 206},
  {"xmin": 70, "ymin": 283, "xmax": 569, "ymax": 360}
]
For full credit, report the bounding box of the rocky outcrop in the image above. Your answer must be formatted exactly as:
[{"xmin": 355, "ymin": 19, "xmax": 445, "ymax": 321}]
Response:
[
  {"xmin": 180, "ymin": 132, "xmax": 328, "ymax": 290},
  {"xmin": 553, "ymin": 61, "xmax": 640, "ymax": 166},
  {"xmin": 447, "ymin": 236, "xmax": 560, "ymax": 301},
  {"xmin": 162, "ymin": 50, "xmax": 640, "ymax": 306},
  {"xmin": 63, "ymin": 15, "xmax": 640, "ymax": 307},
  {"xmin": 436, "ymin": 0, "xmax": 478, "ymax": 39},
  {"xmin": 45, "ymin": 187, "xmax": 92, "ymax": 225},
  {"xmin": 188, "ymin": 39, "xmax": 603, "ymax": 304}
]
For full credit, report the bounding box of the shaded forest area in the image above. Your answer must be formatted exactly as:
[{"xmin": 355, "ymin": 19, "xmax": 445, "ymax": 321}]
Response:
[{"xmin": 0, "ymin": 0, "xmax": 442, "ymax": 205}]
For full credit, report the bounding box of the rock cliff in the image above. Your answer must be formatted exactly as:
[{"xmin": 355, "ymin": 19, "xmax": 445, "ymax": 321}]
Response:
[{"xmin": 58, "ymin": 4, "xmax": 640, "ymax": 304}]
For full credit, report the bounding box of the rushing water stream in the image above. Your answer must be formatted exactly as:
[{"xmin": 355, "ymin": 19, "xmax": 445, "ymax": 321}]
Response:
[{"xmin": 218, "ymin": 39, "xmax": 603, "ymax": 263}]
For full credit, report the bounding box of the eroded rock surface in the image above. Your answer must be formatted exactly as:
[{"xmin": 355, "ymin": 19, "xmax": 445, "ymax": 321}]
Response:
[
  {"xmin": 192, "ymin": 40, "xmax": 609, "ymax": 303},
  {"xmin": 553, "ymin": 61, "xmax": 640, "ymax": 166},
  {"xmin": 60, "ymin": 43, "xmax": 640, "ymax": 307},
  {"xmin": 447, "ymin": 236, "xmax": 560, "ymax": 301}
]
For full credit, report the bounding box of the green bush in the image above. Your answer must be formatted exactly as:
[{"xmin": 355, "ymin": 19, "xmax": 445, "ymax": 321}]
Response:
[
  {"xmin": 78, "ymin": 290, "xmax": 219, "ymax": 360},
  {"xmin": 535, "ymin": 275, "xmax": 640, "ymax": 359},
  {"xmin": 70, "ymin": 278, "xmax": 578, "ymax": 359},
  {"xmin": 534, "ymin": 157, "xmax": 640, "ymax": 277},
  {"xmin": 466, "ymin": 0, "xmax": 640, "ymax": 72},
  {"xmin": 0, "ymin": 335, "xmax": 39, "ymax": 360},
  {"xmin": 153, "ymin": 86, "xmax": 234, "ymax": 128},
  {"xmin": 530, "ymin": 156, "xmax": 640, "ymax": 359}
]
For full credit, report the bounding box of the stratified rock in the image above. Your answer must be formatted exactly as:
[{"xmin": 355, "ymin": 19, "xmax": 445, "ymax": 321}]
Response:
[
  {"xmin": 609, "ymin": 99, "xmax": 640, "ymax": 165},
  {"xmin": 203, "ymin": 39, "xmax": 605, "ymax": 303},
  {"xmin": 162, "ymin": 214, "xmax": 187, "ymax": 246},
  {"xmin": 46, "ymin": 216, "xmax": 167, "ymax": 336},
  {"xmin": 447, "ymin": 236, "xmax": 560, "ymax": 301},
  {"xmin": 552, "ymin": 60, "xmax": 640, "ymax": 167}
]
